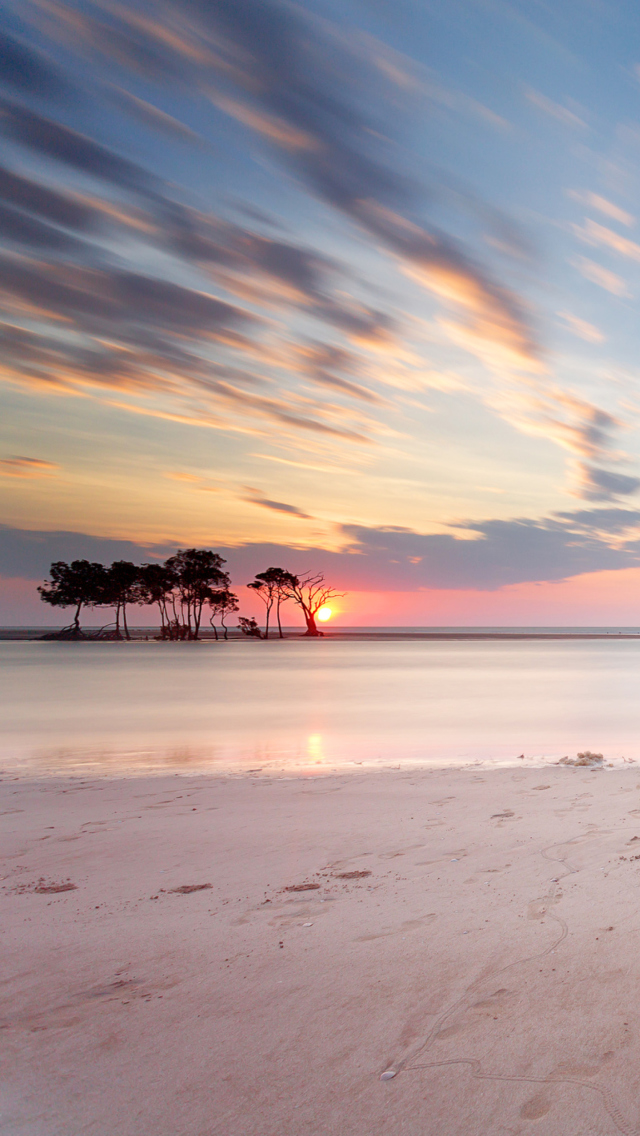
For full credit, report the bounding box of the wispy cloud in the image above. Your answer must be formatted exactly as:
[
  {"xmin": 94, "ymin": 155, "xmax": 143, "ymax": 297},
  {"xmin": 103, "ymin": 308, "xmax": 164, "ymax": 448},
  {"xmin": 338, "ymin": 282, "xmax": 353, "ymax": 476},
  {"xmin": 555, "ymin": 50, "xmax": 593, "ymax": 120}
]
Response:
[
  {"xmin": 557, "ymin": 311, "xmax": 605, "ymax": 343},
  {"xmin": 574, "ymin": 257, "xmax": 630, "ymax": 296},
  {"xmin": 525, "ymin": 88, "xmax": 586, "ymax": 129},
  {"xmin": 242, "ymin": 491, "xmax": 312, "ymax": 519},
  {"xmin": 0, "ymin": 455, "xmax": 59, "ymax": 478}
]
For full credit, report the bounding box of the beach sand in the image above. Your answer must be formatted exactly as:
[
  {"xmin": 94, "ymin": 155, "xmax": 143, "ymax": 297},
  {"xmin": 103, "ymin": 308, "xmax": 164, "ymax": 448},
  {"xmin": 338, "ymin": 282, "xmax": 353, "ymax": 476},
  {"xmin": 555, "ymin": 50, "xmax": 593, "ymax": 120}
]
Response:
[{"xmin": 3, "ymin": 764, "xmax": 640, "ymax": 1135}]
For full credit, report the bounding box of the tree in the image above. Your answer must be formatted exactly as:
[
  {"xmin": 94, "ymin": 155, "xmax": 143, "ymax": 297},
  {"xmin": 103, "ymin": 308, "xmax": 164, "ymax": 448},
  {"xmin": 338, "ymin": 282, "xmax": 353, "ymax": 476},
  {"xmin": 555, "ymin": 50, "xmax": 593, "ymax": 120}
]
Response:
[
  {"xmin": 281, "ymin": 572, "xmax": 344, "ymax": 637},
  {"xmin": 162, "ymin": 549, "xmax": 230, "ymax": 640},
  {"xmin": 137, "ymin": 563, "xmax": 176, "ymax": 639},
  {"xmin": 238, "ymin": 616, "xmax": 262, "ymax": 638},
  {"xmin": 247, "ymin": 567, "xmax": 294, "ymax": 639},
  {"xmin": 208, "ymin": 589, "xmax": 239, "ymax": 640},
  {"xmin": 38, "ymin": 560, "xmax": 108, "ymax": 637},
  {"xmin": 104, "ymin": 561, "xmax": 141, "ymax": 640}
]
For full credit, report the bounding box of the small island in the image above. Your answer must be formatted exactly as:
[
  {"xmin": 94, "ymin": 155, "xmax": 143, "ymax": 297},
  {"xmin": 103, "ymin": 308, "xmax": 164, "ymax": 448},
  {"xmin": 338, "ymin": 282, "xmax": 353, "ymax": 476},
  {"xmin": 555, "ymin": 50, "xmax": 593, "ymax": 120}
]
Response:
[{"xmin": 37, "ymin": 550, "xmax": 343, "ymax": 641}]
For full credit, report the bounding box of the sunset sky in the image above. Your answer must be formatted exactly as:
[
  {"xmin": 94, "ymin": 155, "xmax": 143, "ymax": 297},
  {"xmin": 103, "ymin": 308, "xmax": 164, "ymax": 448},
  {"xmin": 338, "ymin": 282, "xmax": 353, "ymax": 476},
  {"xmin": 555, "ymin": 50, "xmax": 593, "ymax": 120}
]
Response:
[{"xmin": 4, "ymin": 0, "xmax": 640, "ymax": 624}]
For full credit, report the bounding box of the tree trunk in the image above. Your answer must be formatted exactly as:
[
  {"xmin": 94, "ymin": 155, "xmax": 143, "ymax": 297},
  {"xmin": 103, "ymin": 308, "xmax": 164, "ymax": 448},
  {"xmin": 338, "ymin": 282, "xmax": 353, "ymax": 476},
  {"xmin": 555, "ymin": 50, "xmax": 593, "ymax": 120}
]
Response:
[
  {"xmin": 221, "ymin": 613, "xmax": 228, "ymax": 640},
  {"xmin": 115, "ymin": 602, "xmax": 121, "ymax": 638},
  {"xmin": 122, "ymin": 604, "xmax": 130, "ymax": 640},
  {"xmin": 264, "ymin": 598, "xmax": 273, "ymax": 639},
  {"xmin": 74, "ymin": 601, "xmax": 82, "ymax": 632},
  {"xmin": 304, "ymin": 610, "xmax": 322, "ymax": 636},
  {"xmin": 277, "ymin": 598, "xmax": 283, "ymax": 638}
]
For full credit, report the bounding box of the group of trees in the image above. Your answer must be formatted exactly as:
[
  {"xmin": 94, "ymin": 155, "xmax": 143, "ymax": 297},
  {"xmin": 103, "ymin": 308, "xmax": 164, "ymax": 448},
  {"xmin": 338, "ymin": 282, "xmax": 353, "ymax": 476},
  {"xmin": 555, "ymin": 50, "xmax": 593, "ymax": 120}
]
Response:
[{"xmin": 38, "ymin": 549, "xmax": 342, "ymax": 641}]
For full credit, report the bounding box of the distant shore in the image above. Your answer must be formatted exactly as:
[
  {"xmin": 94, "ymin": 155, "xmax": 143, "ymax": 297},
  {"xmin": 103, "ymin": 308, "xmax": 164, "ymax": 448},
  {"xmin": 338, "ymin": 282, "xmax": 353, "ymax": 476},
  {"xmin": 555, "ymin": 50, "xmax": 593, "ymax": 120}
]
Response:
[{"xmin": 3, "ymin": 627, "xmax": 640, "ymax": 642}]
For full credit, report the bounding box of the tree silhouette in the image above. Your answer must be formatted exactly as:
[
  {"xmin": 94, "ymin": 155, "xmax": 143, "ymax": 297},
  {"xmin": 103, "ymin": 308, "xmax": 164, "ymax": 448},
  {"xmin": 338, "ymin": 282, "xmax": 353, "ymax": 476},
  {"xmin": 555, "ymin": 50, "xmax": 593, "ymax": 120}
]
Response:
[
  {"xmin": 38, "ymin": 560, "xmax": 108, "ymax": 637},
  {"xmin": 37, "ymin": 550, "xmax": 346, "ymax": 642},
  {"xmin": 105, "ymin": 561, "xmax": 141, "ymax": 640},
  {"xmin": 163, "ymin": 549, "xmax": 230, "ymax": 639},
  {"xmin": 282, "ymin": 572, "xmax": 343, "ymax": 636},
  {"xmin": 208, "ymin": 589, "xmax": 239, "ymax": 640},
  {"xmin": 238, "ymin": 616, "xmax": 262, "ymax": 638},
  {"xmin": 247, "ymin": 567, "xmax": 293, "ymax": 639},
  {"xmin": 137, "ymin": 563, "xmax": 176, "ymax": 638}
]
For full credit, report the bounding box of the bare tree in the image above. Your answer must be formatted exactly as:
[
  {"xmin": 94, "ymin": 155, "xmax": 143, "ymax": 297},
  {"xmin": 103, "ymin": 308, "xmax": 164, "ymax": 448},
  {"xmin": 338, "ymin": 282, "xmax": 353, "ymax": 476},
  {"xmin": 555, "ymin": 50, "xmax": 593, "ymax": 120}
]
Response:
[{"xmin": 282, "ymin": 572, "xmax": 344, "ymax": 637}]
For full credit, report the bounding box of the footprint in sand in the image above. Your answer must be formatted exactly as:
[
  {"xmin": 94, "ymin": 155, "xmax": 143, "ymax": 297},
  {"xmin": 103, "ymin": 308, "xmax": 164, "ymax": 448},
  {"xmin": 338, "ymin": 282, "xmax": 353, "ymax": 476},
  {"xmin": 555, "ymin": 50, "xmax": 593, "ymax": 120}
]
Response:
[
  {"xmin": 527, "ymin": 893, "xmax": 561, "ymax": 920},
  {"xmin": 356, "ymin": 914, "xmax": 436, "ymax": 942},
  {"xmin": 379, "ymin": 844, "xmax": 425, "ymax": 860},
  {"xmin": 520, "ymin": 1091, "xmax": 552, "ymax": 1119}
]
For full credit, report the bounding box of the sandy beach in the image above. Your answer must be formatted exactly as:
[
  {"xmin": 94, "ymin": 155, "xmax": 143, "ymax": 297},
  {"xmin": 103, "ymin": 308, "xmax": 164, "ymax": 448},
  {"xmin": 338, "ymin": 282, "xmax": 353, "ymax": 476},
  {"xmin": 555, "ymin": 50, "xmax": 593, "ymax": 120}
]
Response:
[{"xmin": 3, "ymin": 764, "xmax": 640, "ymax": 1135}]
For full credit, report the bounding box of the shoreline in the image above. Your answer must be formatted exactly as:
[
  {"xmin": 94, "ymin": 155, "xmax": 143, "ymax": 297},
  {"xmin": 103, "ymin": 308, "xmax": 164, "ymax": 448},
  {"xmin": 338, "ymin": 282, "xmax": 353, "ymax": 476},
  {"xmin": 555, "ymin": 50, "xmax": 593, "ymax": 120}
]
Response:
[{"xmin": 5, "ymin": 764, "xmax": 640, "ymax": 1134}]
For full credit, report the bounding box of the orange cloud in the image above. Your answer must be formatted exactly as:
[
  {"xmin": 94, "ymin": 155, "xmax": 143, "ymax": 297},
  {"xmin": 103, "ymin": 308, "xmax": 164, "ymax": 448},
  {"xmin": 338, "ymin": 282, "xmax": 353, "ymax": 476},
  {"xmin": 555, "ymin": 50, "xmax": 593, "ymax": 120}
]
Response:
[{"xmin": 0, "ymin": 456, "xmax": 59, "ymax": 478}]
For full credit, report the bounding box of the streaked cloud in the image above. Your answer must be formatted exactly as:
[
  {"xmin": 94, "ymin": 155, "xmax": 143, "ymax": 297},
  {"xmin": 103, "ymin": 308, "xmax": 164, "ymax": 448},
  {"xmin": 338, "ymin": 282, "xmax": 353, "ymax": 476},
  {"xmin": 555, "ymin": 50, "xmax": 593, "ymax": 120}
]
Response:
[
  {"xmin": 576, "ymin": 218, "xmax": 640, "ymax": 262},
  {"xmin": 574, "ymin": 256, "xmax": 630, "ymax": 296},
  {"xmin": 5, "ymin": 511, "xmax": 640, "ymax": 592},
  {"xmin": 243, "ymin": 492, "xmax": 312, "ymax": 519},
  {"xmin": 525, "ymin": 88, "xmax": 586, "ymax": 129},
  {"xmin": 109, "ymin": 88, "xmax": 207, "ymax": 146},
  {"xmin": 581, "ymin": 192, "xmax": 634, "ymax": 227},
  {"xmin": 557, "ymin": 311, "xmax": 605, "ymax": 343},
  {"xmin": 573, "ymin": 463, "xmax": 640, "ymax": 502},
  {"xmin": 0, "ymin": 456, "xmax": 59, "ymax": 478}
]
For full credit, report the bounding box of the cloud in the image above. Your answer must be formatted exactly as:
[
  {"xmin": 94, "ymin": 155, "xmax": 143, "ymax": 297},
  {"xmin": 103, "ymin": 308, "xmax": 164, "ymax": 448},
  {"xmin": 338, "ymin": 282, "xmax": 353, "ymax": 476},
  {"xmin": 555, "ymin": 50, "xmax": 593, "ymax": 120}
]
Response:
[
  {"xmin": 579, "ymin": 192, "xmax": 634, "ymax": 228},
  {"xmin": 0, "ymin": 200, "xmax": 87, "ymax": 251},
  {"xmin": 110, "ymin": 88, "xmax": 206, "ymax": 145},
  {"xmin": 5, "ymin": 509, "xmax": 640, "ymax": 591},
  {"xmin": 0, "ymin": 30, "xmax": 72, "ymax": 101},
  {"xmin": 525, "ymin": 88, "xmax": 586, "ymax": 129},
  {"xmin": 0, "ymin": 163, "xmax": 98, "ymax": 230},
  {"xmin": 574, "ymin": 463, "xmax": 640, "ymax": 502},
  {"xmin": 164, "ymin": 208, "xmax": 398, "ymax": 344},
  {"xmin": 0, "ymin": 524, "xmax": 176, "ymax": 579},
  {"xmin": 34, "ymin": 2, "xmax": 192, "ymax": 81},
  {"xmin": 0, "ymin": 100, "xmax": 160, "ymax": 194},
  {"xmin": 104, "ymin": 0, "xmax": 540, "ymax": 374},
  {"xmin": 0, "ymin": 255, "xmax": 254, "ymax": 337},
  {"xmin": 576, "ymin": 218, "xmax": 640, "ymax": 262},
  {"xmin": 488, "ymin": 386, "xmax": 623, "ymax": 464},
  {"xmin": 243, "ymin": 494, "xmax": 312, "ymax": 519},
  {"xmin": 0, "ymin": 0, "xmax": 632, "ymax": 490},
  {"xmin": 0, "ymin": 456, "xmax": 59, "ymax": 478},
  {"xmin": 575, "ymin": 256, "xmax": 630, "ymax": 296},
  {"xmin": 557, "ymin": 311, "xmax": 605, "ymax": 343},
  {"xmin": 288, "ymin": 343, "xmax": 383, "ymax": 404},
  {"xmin": 553, "ymin": 507, "xmax": 640, "ymax": 535}
]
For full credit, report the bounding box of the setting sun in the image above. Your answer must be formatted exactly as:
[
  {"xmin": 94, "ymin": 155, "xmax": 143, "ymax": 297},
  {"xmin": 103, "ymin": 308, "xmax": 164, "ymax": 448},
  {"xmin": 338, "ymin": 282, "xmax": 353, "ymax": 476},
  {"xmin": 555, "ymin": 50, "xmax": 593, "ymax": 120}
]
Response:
[{"xmin": 317, "ymin": 606, "xmax": 332, "ymax": 622}]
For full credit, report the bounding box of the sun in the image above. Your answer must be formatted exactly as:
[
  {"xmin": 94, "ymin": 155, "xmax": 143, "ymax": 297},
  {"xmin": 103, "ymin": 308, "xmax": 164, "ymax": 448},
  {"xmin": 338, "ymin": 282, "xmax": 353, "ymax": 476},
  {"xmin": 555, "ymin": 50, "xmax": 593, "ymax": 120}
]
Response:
[{"xmin": 317, "ymin": 605, "xmax": 332, "ymax": 622}]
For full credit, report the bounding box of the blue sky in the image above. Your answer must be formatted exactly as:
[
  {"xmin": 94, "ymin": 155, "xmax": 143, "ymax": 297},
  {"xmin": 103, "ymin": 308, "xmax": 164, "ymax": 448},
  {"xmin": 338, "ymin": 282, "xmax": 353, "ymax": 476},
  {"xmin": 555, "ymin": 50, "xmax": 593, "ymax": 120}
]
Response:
[{"xmin": 4, "ymin": 0, "xmax": 640, "ymax": 621}]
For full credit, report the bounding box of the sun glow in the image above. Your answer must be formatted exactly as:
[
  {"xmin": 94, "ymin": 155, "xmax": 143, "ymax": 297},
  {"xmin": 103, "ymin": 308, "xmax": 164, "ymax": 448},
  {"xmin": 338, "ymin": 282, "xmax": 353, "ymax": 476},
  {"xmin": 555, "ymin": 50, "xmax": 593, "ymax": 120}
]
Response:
[{"xmin": 317, "ymin": 605, "xmax": 332, "ymax": 622}]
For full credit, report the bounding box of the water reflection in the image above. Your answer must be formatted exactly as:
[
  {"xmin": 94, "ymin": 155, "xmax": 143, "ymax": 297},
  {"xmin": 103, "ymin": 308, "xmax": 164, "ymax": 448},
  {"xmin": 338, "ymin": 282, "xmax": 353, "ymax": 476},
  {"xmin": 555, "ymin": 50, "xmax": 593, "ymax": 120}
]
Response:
[{"xmin": 2, "ymin": 639, "xmax": 640, "ymax": 777}]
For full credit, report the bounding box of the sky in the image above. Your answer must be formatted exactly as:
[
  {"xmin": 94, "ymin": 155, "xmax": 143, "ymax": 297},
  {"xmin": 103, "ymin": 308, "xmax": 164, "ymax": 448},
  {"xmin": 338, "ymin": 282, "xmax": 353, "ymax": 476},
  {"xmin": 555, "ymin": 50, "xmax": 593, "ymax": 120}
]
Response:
[{"xmin": 5, "ymin": 0, "xmax": 640, "ymax": 624}]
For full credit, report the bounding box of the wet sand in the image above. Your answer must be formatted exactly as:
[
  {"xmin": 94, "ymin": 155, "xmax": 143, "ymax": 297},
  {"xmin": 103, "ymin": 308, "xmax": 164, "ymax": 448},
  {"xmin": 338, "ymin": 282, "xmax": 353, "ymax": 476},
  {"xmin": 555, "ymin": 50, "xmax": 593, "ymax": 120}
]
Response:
[{"xmin": 3, "ymin": 764, "xmax": 640, "ymax": 1135}]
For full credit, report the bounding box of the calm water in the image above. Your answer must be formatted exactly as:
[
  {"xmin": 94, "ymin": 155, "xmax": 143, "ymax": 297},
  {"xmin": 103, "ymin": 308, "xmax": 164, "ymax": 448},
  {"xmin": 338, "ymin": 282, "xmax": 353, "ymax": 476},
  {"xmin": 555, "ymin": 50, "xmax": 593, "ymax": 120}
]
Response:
[{"xmin": 2, "ymin": 638, "xmax": 640, "ymax": 777}]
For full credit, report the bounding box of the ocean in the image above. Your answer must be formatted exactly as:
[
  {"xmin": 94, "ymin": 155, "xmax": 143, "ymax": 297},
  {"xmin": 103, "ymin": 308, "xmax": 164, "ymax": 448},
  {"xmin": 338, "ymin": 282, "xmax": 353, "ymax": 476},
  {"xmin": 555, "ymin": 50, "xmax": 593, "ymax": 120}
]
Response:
[{"xmin": 2, "ymin": 636, "xmax": 640, "ymax": 776}]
